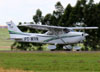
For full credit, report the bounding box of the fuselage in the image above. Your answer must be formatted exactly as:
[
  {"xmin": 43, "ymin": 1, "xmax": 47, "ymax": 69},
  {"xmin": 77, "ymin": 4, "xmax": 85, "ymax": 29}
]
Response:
[
  {"xmin": 7, "ymin": 21, "xmax": 97, "ymax": 46},
  {"xmin": 11, "ymin": 31, "xmax": 85, "ymax": 44}
]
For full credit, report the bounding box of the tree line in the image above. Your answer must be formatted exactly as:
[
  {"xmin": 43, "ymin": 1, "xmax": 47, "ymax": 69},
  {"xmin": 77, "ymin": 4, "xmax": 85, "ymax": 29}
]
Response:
[{"xmin": 11, "ymin": 0, "xmax": 100, "ymax": 51}]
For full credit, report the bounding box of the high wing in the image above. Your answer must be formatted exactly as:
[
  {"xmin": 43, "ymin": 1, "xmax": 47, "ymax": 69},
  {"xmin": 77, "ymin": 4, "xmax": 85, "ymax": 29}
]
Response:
[
  {"xmin": 19, "ymin": 24, "xmax": 64, "ymax": 30},
  {"xmin": 19, "ymin": 24, "xmax": 98, "ymax": 30},
  {"xmin": 68, "ymin": 27, "xmax": 98, "ymax": 30}
]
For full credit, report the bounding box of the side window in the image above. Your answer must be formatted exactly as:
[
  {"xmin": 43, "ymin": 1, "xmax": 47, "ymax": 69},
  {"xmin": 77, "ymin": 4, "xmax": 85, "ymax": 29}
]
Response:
[
  {"xmin": 46, "ymin": 31, "xmax": 53, "ymax": 35},
  {"xmin": 48, "ymin": 32, "xmax": 53, "ymax": 35}
]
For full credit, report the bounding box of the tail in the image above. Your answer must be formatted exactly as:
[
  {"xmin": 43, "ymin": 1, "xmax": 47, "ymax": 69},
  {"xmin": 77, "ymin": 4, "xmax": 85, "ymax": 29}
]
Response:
[{"xmin": 6, "ymin": 21, "xmax": 23, "ymax": 39}]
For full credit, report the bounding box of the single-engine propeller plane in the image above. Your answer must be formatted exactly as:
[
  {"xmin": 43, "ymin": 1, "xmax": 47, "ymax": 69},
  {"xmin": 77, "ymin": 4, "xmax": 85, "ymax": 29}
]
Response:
[{"xmin": 6, "ymin": 21, "xmax": 98, "ymax": 50}]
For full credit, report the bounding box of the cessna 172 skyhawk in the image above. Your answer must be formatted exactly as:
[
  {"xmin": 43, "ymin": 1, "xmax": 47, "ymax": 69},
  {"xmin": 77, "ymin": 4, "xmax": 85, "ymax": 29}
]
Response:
[{"xmin": 7, "ymin": 21, "xmax": 98, "ymax": 50}]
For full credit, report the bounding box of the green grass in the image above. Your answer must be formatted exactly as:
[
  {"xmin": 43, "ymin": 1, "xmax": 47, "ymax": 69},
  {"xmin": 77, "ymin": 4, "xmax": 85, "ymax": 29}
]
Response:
[
  {"xmin": 0, "ymin": 28, "xmax": 13, "ymax": 49},
  {"xmin": 0, "ymin": 52, "xmax": 100, "ymax": 72}
]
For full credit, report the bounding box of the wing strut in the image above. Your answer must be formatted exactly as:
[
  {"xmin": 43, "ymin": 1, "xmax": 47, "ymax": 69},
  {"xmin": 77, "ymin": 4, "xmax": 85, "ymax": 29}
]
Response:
[
  {"xmin": 56, "ymin": 35, "xmax": 68, "ymax": 49},
  {"xmin": 52, "ymin": 30, "xmax": 68, "ymax": 49}
]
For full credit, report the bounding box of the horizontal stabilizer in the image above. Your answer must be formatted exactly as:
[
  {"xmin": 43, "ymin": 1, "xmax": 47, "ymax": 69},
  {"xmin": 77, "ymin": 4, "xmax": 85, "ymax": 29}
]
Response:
[{"xmin": 10, "ymin": 38, "xmax": 23, "ymax": 40}]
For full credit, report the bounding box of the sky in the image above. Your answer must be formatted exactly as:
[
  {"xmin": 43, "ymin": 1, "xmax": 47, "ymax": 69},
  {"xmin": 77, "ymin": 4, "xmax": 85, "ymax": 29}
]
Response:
[{"xmin": 0, "ymin": 0, "xmax": 100, "ymax": 25}]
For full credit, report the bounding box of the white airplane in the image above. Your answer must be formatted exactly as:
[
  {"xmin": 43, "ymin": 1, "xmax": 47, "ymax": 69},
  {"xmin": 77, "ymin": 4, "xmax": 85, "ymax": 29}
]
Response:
[{"xmin": 6, "ymin": 21, "xmax": 98, "ymax": 49}]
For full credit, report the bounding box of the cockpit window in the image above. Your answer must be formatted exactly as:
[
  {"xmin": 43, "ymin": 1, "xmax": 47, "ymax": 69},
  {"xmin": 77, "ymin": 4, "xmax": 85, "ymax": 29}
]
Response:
[
  {"xmin": 63, "ymin": 28, "xmax": 70, "ymax": 33},
  {"xmin": 45, "ymin": 29, "xmax": 71, "ymax": 35}
]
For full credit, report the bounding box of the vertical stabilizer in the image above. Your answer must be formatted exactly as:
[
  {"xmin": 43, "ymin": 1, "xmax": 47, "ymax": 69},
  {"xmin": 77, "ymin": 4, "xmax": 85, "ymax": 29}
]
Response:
[
  {"xmin": 6, "ymin": 21, "xmax": 23, "ymax": 38},
  {"xmin": 6, "ymin": 21, "xmax": 22, "ymax": 33}
]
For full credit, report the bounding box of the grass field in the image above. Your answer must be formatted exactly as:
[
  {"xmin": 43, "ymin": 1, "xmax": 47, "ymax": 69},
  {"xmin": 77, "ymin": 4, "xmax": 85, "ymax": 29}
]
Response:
[
  {"xmin": 0, "ymin": 52, "xmax": 100, "ymax": 72},
  {"xmin": 0, "ymin": 28, "xmax": 13, "ymax": 50}
]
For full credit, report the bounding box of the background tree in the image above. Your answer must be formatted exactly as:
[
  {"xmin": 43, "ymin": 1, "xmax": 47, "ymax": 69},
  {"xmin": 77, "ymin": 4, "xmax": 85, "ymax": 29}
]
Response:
[
  {"xmin": 59, "ymin": 4, "xmax": 72, "ymax": 26},
  {"xmin": 83, "ymin": 0, "xmax": 100, "ymax": 51},
  {"xmin": 52, "ymin": 2, "xmax": 64, "ymax": 26},
  {"xmin": 44, "ymin": 13, "xmax": 52, "ymax": 25},
  {"xmin": 33, "ymin": 9, "xmax": 44, "ymax": 24}
]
